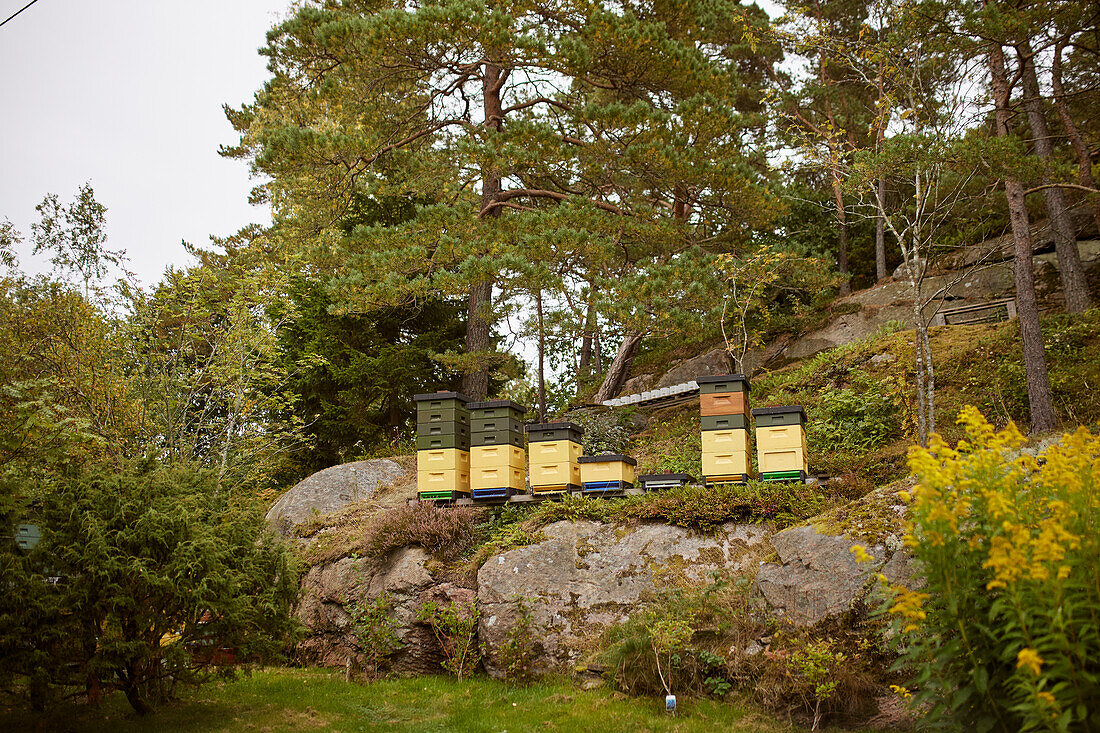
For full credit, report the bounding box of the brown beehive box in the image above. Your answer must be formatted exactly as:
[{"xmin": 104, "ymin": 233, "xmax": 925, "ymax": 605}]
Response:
[{"xmin": 700, "ymin": 391, "xmax": 749, "ymax": 417}]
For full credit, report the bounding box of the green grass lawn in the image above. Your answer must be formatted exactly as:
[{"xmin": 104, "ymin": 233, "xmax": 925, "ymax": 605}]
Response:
[{"xmin": 1, "ymin": 668, "xmax": 883, "ymax": 732}]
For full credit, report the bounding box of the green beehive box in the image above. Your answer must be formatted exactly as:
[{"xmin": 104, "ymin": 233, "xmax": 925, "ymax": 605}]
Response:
[
  {"xmin": 416, "ymin": 422, "xmax": 471, "ymax": 439},
  {"xmin": 751, "ymin": 406, "xmax": 806, "ymax": 427},
  {"xmin": 472, "ymin": 416, "xmax": 524, "ymax": 434},
  {"xmin": 526, "ymin": 422, "xmax": 584, "ymax": 444},
  {"xmin": 416, "ymin": 434, "xmax": 471, "ymax": 451},
  {"xmin": 419, "ymin": 407, "xmax": 470, "ymax": 426},
  {"xmin": 471, "ymin": 429, "xmax": 525, "ymax": 448},
  {"xmin": 696, "ymin": 374, "xmax": 750, "ymax": 394},
  {"xmin": 414, "ymin": 391, "xmax": 471, "ymax": 415},
  {"xmin": 701, "ymin": 413, "xmax": 750, "ymax": 431},
  {"xmin": 468, "ymin": 400, "xmax": 527, "ymax": 422}
]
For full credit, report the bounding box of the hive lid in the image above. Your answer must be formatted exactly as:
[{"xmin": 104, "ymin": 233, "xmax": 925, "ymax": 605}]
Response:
[
  {"xmin": 695, "ymin": 374, "xmax": 751, "ymax": 391},
  {"xmin": 637, "ymin": 473, "xmax": 694, "ymax": 481},
  {"xmin": 414, "ymin": 391, "xmax": 471, "ymax": 403},
  {"xmin": 525, "ymin": 421, "xmax": 584, "ymax": 434},
  {"xmin": 751, "ymin": 405, "xmax": 806, "ymax": 418},
  {"xmin": 578, "ymin": 454, "xmax": 637, "ymax": 465},
  {"xmin": 467, "ymin": 399, "xmax": 527, "ymax": 412}
]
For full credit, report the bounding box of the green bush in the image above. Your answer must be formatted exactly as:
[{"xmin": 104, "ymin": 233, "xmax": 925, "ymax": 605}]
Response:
[
  {"xmin": 416, "ymin": 600, "xmax": 480, "ymax": 680},
  {"xmin": 347, "ymin": 593, "xmax": 402, "ymax": 678},
  {"xmin": 887, "ymin": 408, "xmax": 1100, "ymax": 731}
]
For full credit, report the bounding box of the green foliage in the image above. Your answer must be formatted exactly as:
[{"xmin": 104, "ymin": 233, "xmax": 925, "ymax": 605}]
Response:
[
  {"xmin": 807, "ymin": 384, "xmax": 901, "ymax": 457},
  {"xmin": 887, "ymin": 409, "xmax": 1100, "ymax": 731},
  {"xmin": 0, "ymin": 457, "xmax": 298, "ymax": 715},
  {"xmin": 273, "ymin": 274, "xmax": 465, "ymax": 476},
  {"xmin": 29, "ymin": 184, "xmax": 121, "ymax": 296},
  {"xmin": 416, "ymin": 601, "xmax": 480, "ymax": 680},
  {"xmin": 571, "ymin": 409, "xmax": 632, "ymax": 455},
  {"xmin": 347, "ymin": 593, "xmax": 402, "ymax": 678},
  {"xmin": 497, "ymin": 596, "xmax": 540, "ymax": 684},
  {"xmin": 759, "ymin": 637, "xmax": 856, "ymax": 731},
  {"xmin": 618, "ymin": 481, "xmax": 838, "ymax": 533}
]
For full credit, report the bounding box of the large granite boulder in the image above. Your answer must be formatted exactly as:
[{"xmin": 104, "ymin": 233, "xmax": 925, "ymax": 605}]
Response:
[
  {"xmin": 266, "ymin": 459, "xmax": 409, "ymax": 537},
  {"xmin": 755, "ymin": 483, "xmax": 915, "ymax": 626},
  {"xmin": 655, "ymin": 347, "xmax": 736, "ymax": 389},
  {"xmin": 476, "ymin": 520, "xmax": 771, "ymax": 677}
]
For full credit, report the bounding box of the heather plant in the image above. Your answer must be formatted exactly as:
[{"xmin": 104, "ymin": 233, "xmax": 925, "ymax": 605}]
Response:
[
  {"xmin": 885, "ymin": 407, "xmax": 1100, "ymax": 731},
  {"xmin": 363, "ymin": 504, "xmax": 483, "ymax": 563}
]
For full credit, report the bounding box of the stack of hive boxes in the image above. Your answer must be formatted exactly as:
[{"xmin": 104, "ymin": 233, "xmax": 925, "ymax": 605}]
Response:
[
  {"xmin": 526, "ymin": 422, "xmax": 583, "ymax": 494},
  {"xmin": 468, "ymin": 400, "xmax": 528, "ymax": 500},
  {"xmin": 698, "ymin": 374, "xmax": 752, "ymax": 486},
  {"xmin": 751, "ymin": 406, "xmax": 809, "ymax": 482},
  {"xmin": 578, "ymin": 454, "xmax": 636, "ymax": 494},
  {"xmin": 414, "ymin": 391, "xmax": 471, "ymax": 500}
]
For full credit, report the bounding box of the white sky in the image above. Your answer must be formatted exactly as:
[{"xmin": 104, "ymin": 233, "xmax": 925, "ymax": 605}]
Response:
[{"xmin": 0, "ymin": 0, "xmax": 290, "ymax": 285}]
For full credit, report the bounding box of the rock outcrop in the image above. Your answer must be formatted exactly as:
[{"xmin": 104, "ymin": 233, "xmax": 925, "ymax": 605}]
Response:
[
  {"xmin": 296, "ymin": 546, "xmax": 467, "ymax": 675},
  {"xmin": 755, "ymin": 484, "xmax": 916, "ymax": 626},
  {"xmin": 654, "ymin": 347, "xmax": 736, "ymax": 389},
  {"xmin": 476, "ymin": 520, "xmax": 770, "ymax": 676},
  {"xmin": 266, "ymin": 459, "xmax": 409, "ymax": 537}
]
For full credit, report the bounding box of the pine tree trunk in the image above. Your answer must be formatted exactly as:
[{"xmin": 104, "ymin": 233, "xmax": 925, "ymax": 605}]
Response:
[
  {"xmin": 592, "ymin": 331, "xmax": 643, "ymax": 403},
  {"xmin": 537, "ymin": 289, "xmax": 546, "ymax": 422},
  {"xmin": 1053, "ymin": 39, "xmax": 1100, "ymax": 236},
  {"xmin": 464, "ymin": 61, "xmax": 505, "ymax": 400},
  {"xmin": 876, "ymin": 177, "xmax": 888, "ymax": 281},
  {"xmin": 829, "ymin": 150, "xmax": 851, "ymax": 295},
  {"xmin": 989, "ymin": 40, "xmax": 1057, "ymax": 433},
  {"xmin": 1018, "ymin": 43, "xmax": 1092, "ymax": 313},
  {"xmin": 579, "ymin": 295, "xmax": 595, "ymax": 378}
]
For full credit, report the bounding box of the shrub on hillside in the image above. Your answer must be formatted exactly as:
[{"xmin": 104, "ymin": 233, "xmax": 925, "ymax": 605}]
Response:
[
  {"xmin": 363, "ymin": 504, "xmax": 482, "ymax": 563},
  {"xmin": 887, "ymin": 408, "xmax": 1100, "ymax": 731},
  {"xmin": 619, "ymin": 481, "xmax": 836, "ymax": 532}
]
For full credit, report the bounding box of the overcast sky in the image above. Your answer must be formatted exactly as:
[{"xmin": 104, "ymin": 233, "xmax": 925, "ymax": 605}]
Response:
[{"xmin": 0, "ymin": 0, "xmax": 289, "ymax": 285}]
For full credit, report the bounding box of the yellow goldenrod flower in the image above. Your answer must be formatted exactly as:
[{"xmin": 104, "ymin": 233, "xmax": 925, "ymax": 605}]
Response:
[
  {"xmin": 849, "ymin": 545, "xmax": 873, "ymax": 564},
  {"xmin": 1016, "ymin": 648, "xmax": 1043, "ymax": 676}
]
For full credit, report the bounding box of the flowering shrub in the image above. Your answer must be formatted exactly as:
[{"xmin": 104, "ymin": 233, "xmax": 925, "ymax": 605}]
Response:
[{"xmin": 886, "ymin": 407, "xmax": 1100, "ymax": 731}]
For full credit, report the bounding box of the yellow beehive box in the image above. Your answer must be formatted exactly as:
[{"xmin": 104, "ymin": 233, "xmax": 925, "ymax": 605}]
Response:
[
  {"xmin": 416, "ymin": 448, "xmax": 470, "ymax": 473},
  {"xmin": 701, "ymin": 429, "xmax": 750, "ymax": 454},
  {"xmin": 757, "ymin": 447, "xmax": 808, "ymax": 474},
  {"xmin": 471, "ymin": 444, "xmax": 526, "ymax": 470},
  {"xmin": 471, "ymin": 465, "xmax": 526, "ymax": 491},
  {"xmin": 528, "ymin": 439, "xmax": 583, "ymax": 464},
  {"xmin": 578, "ymin": 456, "xmax": 636, "ymax": 485},
  {"xmin": 417, "ymin": 468, "xmax": 471, "ymax": 493},
  {"xmin": 529, "ymin": 461, "xmax": 581, "ymax": 487},
  {"xmin": 702, "ymin": 451, "xmax": 751, "ymax": 477},
  {"xmin": 754, "ymin": 425, "xmax": 807, "ymax": 452}
]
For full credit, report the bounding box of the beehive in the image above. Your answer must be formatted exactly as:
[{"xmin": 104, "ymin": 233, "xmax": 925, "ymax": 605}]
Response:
[
  {"xmin": 751, "ymin": 406, "xmax": 808, "ymax": 481},
  {"xmin": 468, "ymin": 400, "xmax": 527, "ymax": 499},
  {"xmin": 699, "ymin": 374, "xmax": 752, "ymax": 484},
  {"xmin": 526, "ymin": 422, "xmax": 584, "ymax": 493},
  {"xmin": 414, "ymin": 391, "xmax": 471, "ymax": 499},
  {"xmin": 637, "ymin": 473, "xmax": 694, "ymax": 491},
  {"xmin": 578, "ymin": 454, "xmax": 636, "ymax": 493}
]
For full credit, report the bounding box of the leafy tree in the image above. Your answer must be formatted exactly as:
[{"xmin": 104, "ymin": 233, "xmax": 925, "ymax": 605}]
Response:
[
  {"xmin": 30, "ymin": 184, "xmax": 124, "ymax": 299},
  {"xmin": 1, "ymin": 456, "xmax": 298, "ymax": 715},
  {"xmin": 274, "ymin": 274, "xmax": 466, "ymax": 475}
]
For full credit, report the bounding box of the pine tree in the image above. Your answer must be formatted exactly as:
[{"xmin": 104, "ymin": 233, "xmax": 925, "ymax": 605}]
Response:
[{"xmin": 226, "ymin": 0, "xmax": 781, "ymax": 400}]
